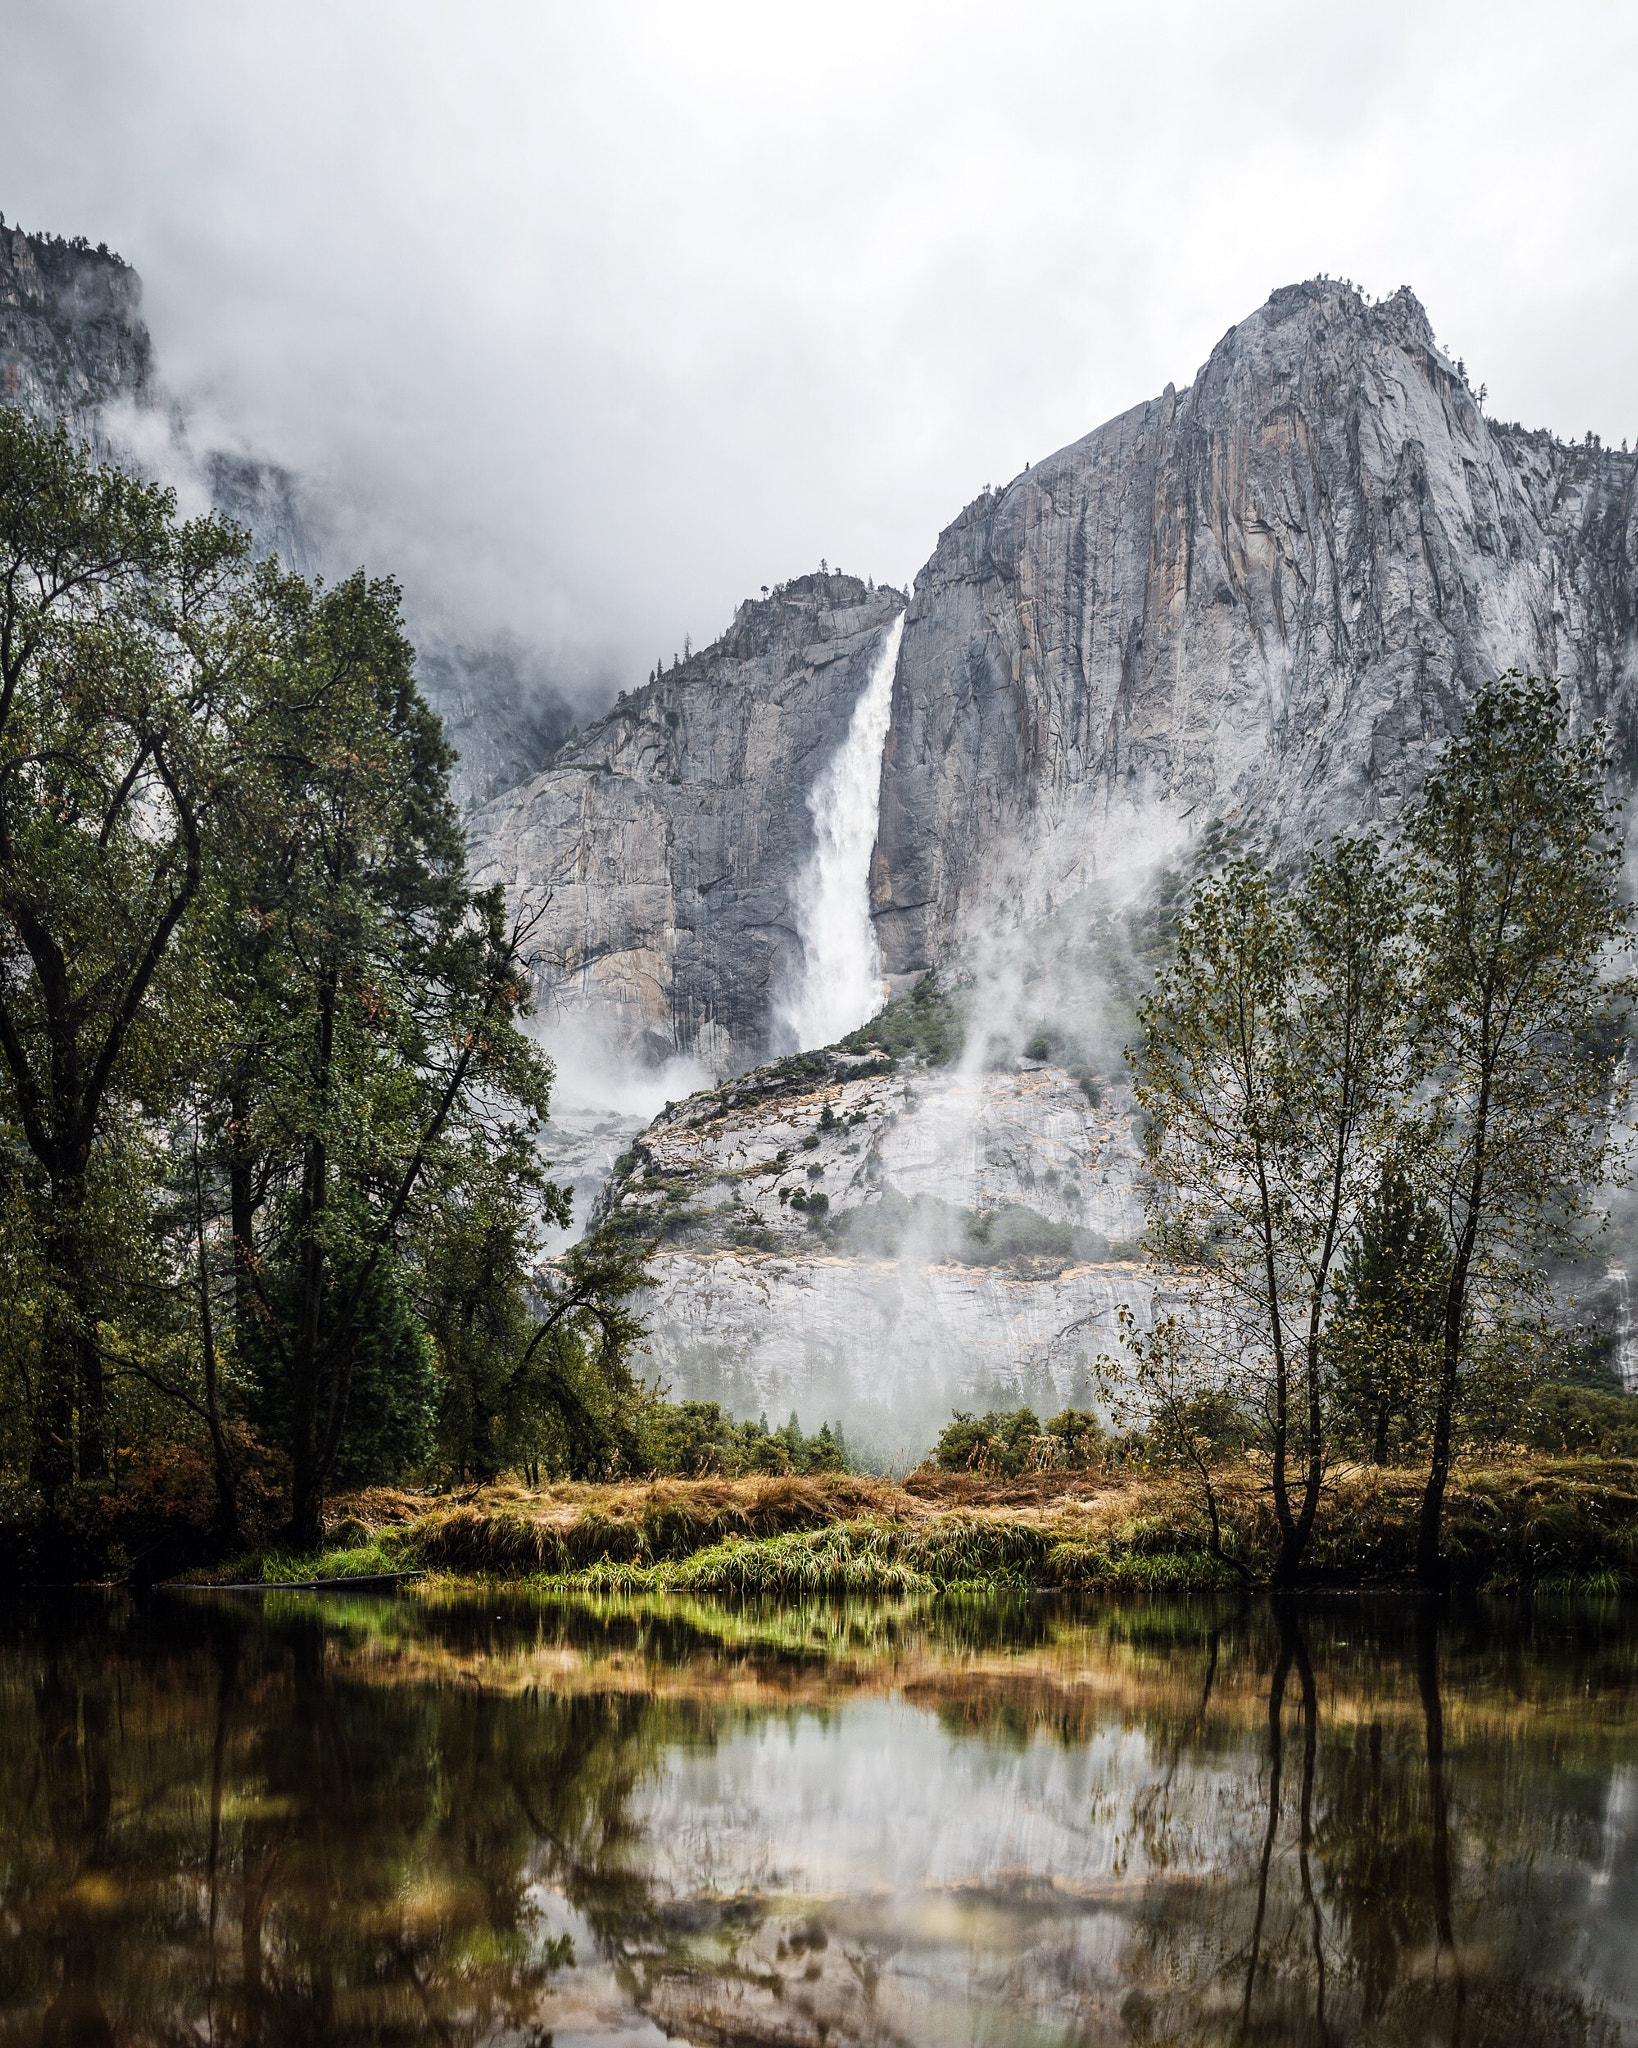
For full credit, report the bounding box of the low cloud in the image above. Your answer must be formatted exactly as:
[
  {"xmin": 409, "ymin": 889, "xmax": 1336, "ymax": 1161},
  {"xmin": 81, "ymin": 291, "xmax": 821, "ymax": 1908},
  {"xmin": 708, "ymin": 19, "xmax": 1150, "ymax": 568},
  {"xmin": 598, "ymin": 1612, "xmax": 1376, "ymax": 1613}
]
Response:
[{"xmin": 1, "ymin": 0, "xmax": 1632, "ymax": 711}]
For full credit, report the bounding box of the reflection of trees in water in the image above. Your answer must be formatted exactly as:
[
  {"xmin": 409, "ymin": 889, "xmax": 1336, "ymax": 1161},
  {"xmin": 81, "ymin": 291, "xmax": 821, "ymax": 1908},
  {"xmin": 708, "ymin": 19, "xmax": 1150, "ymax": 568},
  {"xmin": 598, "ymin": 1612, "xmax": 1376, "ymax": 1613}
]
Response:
[
  {"xmin": 1122, "ymin": 1605, "xmax": 1617, "ymax": 2048},
  {"xmin": 0, "ymin": 1600, "xmax": 678, "ymax": 2045},
  {"xmin": 1, "ymin": 1595, "xmax": 1635, "ymax": 2046}
]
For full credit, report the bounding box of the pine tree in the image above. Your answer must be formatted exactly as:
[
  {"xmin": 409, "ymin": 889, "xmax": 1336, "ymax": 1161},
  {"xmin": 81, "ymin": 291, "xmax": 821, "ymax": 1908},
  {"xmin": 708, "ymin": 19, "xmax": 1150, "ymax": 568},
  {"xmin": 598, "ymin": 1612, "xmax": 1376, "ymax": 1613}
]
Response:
[{"xmin": 1327, "ymin": 1165, "xmax": 1447, "ymax": 1462}]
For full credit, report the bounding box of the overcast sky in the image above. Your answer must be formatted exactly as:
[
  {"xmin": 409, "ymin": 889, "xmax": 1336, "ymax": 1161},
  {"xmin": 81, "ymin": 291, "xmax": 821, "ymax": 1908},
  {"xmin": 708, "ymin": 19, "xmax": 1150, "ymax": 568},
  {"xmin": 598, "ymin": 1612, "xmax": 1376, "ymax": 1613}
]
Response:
[{"xmin": 2, "ymin": 0, "xmax": 1633, "ymax": 705}]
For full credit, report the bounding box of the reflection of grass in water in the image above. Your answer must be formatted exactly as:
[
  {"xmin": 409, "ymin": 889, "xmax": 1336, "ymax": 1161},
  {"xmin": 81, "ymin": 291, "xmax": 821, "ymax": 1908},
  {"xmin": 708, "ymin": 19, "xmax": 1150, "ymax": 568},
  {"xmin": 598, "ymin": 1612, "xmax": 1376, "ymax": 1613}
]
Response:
[
  {"xmin": 557, "ymin": 1584, "xmax": 944, "ymax": 1658},
  {"xmin": 197, "ymin": 1456, "xmax": 1638, "ymax": 1614}
]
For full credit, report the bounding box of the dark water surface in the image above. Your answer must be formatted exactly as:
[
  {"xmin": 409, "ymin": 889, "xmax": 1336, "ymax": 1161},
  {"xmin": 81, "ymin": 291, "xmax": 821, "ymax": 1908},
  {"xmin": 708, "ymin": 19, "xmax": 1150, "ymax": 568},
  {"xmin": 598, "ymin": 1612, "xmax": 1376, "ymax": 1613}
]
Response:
[{"xmin": 2, "ymin": 1590, "xmax": 1636, "ymax": 2046}]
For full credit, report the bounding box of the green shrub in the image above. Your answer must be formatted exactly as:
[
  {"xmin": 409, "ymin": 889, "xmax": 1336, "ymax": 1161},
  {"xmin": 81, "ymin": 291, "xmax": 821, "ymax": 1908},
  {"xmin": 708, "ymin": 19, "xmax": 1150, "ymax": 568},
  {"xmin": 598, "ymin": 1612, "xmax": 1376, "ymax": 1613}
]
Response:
[
  {"xmin": 933, "ymin": 1408, "xmax": 1043, "ymax": 1476},
  {"xmin": 1521, "ymin": 1383, "xmax": 1638, "ymax": 1457},
  {"xmin": 931, "ymin": 1405, "xmax": 1105, "ymax": 1476},
  {"xmin": 840, "ymin": 972, "xmax": 963, "ymax": 1068},
  {"xmin": 640, "ymin": 1400, "xmax": 851, "ymax": 1478}
]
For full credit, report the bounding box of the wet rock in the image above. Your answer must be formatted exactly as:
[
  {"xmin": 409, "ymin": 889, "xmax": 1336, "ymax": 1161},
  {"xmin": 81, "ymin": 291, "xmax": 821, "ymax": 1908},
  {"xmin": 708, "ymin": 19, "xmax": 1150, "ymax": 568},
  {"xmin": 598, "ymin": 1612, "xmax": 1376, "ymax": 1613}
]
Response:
[{"xmin": 467, "ymin": 575, "xmax": 908, "ymax": 1073}]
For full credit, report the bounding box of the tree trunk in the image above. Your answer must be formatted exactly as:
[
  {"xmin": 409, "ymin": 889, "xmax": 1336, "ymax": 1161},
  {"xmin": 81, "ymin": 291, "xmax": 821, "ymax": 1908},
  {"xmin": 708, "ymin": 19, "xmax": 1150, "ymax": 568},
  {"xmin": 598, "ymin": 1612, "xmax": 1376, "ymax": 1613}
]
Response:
[
  {"xmin": 228, "ymin": 1089, "xmax": 257, "ymax": 1352},
  {"xmin": 30, "ymin": 1285, "xmax": 76, "ymax": 1494},
  {"xmin": 1419, "ymin": 1069, "xmax": 1489, "ymax": 1587},
  {"xmin": 31, "ymin": 1177, "xmax": 104, "ymax": 1490},
  {"xmin": 1418, "ymin": 1232, "xmax": 1474, "ymax": 1587},
  {"xmin": 286, "ymin": 980, "xmax": 335, "ymax": 1552},
  {"xmin": 286, "ymin": 1134, "xmax": 329, "ymax": 1550},
  {"xmin": 1277, "ymin": 1345, "xmax": 1327, "ymax": 1588},
  {"xmin": 1257, "ymin": 1151, "xmax": 1299, "ymax": 1586},
  {"xmin": 287, "ymin": 1197, "xmax": 327, "ymax": 1550},
  {"xmin": 195, "ymin": 1145, "xmax": 239, "ymax": 1548},
  {"xmin": 1416, "ymin": 1319, "xmax": 1461, "ymax": 1586}
]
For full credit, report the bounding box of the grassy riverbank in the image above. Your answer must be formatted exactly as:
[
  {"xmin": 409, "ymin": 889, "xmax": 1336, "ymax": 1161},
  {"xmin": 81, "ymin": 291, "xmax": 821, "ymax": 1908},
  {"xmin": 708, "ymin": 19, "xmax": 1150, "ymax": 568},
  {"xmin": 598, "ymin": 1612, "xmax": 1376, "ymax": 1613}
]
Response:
[{"xmin": 192, "ymin": 1456, "xmax": 1638, "ymax": 1597}]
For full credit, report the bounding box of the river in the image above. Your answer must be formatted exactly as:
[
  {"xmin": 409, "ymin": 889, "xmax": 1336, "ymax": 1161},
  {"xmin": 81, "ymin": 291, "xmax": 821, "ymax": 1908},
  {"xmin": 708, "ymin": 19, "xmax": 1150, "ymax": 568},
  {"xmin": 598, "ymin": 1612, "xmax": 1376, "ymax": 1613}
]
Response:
[{"xmin": 2, "ymin": 1589, "xmax": 1635, "ymax": 2043}]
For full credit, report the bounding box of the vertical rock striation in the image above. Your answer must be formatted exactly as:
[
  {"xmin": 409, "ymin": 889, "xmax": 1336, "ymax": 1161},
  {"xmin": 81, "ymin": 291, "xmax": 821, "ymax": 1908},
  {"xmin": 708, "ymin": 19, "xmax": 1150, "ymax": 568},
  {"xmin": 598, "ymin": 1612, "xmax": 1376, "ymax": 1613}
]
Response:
[
  {"xmin": 873, "ymin": 280, "xmax": 1638, "ymax": 982},
  {"xmin": 466, "ymin": 574, "xmax": 908, "ymax": 1072},
  {"xmin": 0, "ymin": 222, "xmax": 152, "ymax": 433}
]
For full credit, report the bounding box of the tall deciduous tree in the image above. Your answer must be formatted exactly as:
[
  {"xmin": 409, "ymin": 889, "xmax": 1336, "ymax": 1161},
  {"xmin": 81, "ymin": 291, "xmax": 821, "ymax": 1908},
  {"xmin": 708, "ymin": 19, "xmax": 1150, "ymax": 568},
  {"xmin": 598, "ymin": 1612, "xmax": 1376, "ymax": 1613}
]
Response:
[
  {"xmin": 0, "ymin": 412, "xmax": 264, "ymax": 1488},
  {"xmin": 1138, "ymin": 839, "xmax": 1407, "ymax": 1584},
  {"xmin": 197, "ymin": 569, "xmax": 556, "ymax": 1546},
  {"xmin": 1405, "ymin": 674, "xmax": 1631, "ymax": 1585}
]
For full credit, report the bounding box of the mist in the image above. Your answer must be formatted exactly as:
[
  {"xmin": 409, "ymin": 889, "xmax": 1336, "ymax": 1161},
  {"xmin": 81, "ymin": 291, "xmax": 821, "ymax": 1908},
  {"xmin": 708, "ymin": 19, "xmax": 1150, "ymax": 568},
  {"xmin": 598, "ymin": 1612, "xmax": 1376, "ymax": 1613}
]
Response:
[{"xmin": 1, "ymin": 0, "xmax": 1634, "ymax": 717}]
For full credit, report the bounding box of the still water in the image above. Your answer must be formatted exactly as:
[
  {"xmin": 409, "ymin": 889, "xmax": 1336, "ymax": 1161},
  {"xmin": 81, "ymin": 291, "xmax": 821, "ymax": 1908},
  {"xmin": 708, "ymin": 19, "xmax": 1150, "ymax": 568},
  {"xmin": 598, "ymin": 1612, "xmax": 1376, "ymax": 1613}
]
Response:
[{"xmin": 2, "ymin": 1589, "xmax": 1635, "ymax": 2046}]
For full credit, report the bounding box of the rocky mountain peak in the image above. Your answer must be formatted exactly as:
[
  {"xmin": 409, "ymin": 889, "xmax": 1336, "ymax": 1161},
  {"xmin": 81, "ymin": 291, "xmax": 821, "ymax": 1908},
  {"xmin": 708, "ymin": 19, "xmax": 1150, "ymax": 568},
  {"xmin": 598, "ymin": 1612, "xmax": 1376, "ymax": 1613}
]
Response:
[
  {"xmin": 0, "ymin": 219, "xmax": 153, "ymax": 427},
  {"xmin": 873, "ymin": 279, "xmax": 1636, "ymax": 982}
]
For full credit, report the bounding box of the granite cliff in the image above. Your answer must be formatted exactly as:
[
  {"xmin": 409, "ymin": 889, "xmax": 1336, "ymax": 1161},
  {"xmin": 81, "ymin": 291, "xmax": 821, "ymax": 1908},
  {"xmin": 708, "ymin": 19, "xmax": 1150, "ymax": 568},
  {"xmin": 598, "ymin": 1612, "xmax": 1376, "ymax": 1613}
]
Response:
[
  {"xmin": 468, "ymin": 574, "xmax": 908, "ymax": 1072},
  {"xmin": 590, "ymin": 1007, "xmax": 1156, "ymax": 1458},
  {"xmin": 0, "ymin": 221, "xmax": 153, "ymax": 431},
  {"xmin": 874, "ymin": 280, "xmax": 1638, "ymax": 980}
]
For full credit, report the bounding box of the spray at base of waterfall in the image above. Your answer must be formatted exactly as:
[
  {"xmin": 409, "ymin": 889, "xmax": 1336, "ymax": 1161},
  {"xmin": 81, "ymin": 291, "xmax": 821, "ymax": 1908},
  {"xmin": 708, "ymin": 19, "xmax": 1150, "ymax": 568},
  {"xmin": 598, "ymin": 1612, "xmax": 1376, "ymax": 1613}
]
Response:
[{"xmin": 777, "ymin": 613, "xmax": 904, "ymax": 1052}]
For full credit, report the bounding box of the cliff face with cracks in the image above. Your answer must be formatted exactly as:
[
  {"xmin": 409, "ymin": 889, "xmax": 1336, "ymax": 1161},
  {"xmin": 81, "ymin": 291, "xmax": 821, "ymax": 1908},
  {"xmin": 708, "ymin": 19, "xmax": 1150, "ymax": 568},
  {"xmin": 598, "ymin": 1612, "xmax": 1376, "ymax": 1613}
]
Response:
[
  {"xmin": 0, "ymin": 223, "xmax": 153, "ymax": 434},
  {"xmin": 593, "ymin": 1036, "xmax": 1156, "ymax": 1458},
  {"xmin": 872, "ymin": 279, "xmax": 1638, "ymax": 981},
  {"xmin": 467, "ymin": 574, "xmax": 908, "ymax": 1072}
]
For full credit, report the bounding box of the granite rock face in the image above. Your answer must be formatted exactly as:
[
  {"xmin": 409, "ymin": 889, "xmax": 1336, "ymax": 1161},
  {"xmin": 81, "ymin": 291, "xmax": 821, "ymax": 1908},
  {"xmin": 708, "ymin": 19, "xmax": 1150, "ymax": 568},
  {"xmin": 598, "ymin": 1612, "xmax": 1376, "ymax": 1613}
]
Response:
[
  {"xmin": 873, "ymin": 280, "xmax": 1638, "ymax": 980},
  {"xmin": 603, "ymin": 1051, "xmax": 1144, "ymax": 1250},
  {"xmin": 466, "ymin": 574, "xmax": 908, "ymax": 1072},
  {"xmin": 593, "ymin": 1040, "xmax": 1154, "ymax": 1455},
  {"xmin": 0, "ymin": 223, "xmax": 153, "ymax": 431},
  {"xmin": 415, "ymin": 639, "xmax": 578, "ymax": 810}
]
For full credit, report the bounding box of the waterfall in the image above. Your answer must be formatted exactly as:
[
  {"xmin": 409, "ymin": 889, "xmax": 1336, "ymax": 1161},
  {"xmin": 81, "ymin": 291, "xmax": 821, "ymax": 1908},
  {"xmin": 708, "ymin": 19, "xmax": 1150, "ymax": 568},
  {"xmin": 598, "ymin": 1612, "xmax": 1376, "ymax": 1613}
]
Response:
[
  {"xmin": 1612, "ymin": 1265, "xmax": 1638, "ymax": 1392},
  {"xmin": 778, "ymin": 613, "xmax": 904, "ymax": 1052}
]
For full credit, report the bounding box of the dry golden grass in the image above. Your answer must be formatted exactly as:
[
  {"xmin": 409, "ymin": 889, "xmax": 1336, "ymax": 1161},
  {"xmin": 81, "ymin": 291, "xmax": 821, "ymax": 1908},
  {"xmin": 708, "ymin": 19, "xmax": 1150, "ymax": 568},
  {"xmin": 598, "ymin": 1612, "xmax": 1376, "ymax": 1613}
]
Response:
[{"xmin": 313, "ymin": 1453, "xmax": 1638, "ymax": 1595}]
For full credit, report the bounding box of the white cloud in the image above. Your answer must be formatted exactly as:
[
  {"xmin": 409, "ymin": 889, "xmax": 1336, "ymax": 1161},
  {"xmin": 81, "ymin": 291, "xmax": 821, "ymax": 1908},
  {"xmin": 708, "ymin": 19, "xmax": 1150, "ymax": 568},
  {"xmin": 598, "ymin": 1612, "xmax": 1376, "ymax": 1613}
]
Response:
[{"xmin": 2, "ymin": 0, "xmax": 1632, "ymax": 704}]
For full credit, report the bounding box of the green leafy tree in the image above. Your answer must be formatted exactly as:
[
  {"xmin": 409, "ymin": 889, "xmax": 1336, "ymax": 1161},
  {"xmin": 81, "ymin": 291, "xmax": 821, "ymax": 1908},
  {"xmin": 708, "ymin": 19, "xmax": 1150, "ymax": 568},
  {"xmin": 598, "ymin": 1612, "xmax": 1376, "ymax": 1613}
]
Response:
[
  {"xmin": 419, "ymin": 1137, "xmax": 650, "ymax": 1484},
  {"xmin": 1404, "ymin": 674, "xmax": 1631, "ymax": 1584},
  {"xmin": 0, "ymin": 412, "xmax": 265, "ymax": 1489},
  {"xmin": 1137, "ymin": 840, "xmax": 1408, "ymax": 1584},
  {"xmin": 1326, "ymin": 1164, "xmax": 1447, "ymax": 1463},
  {"xmin": 192, "ymin": 568, "xmax": 557, "ymax": 1545}
]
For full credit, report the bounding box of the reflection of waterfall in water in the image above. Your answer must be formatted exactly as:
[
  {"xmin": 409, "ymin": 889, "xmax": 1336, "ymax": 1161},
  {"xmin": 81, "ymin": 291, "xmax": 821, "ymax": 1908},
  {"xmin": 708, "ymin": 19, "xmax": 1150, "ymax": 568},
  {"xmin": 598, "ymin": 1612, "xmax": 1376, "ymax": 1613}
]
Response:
[
  {"xmin": 779, "ymin": 613, "xmax": 904, "ymax": 1051},
  {"xmin": 1612, "ymin": 1266, "xmax": 1638, "ymax": 1392}
]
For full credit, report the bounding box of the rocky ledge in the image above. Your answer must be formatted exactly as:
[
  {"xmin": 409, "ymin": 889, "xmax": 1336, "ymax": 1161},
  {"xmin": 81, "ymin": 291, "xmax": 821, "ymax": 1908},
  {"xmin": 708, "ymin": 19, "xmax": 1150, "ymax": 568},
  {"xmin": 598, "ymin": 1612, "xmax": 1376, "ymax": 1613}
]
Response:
[{"xmin": 593, "ymin": 985, "xmax": 1158, "ymax": 1461}]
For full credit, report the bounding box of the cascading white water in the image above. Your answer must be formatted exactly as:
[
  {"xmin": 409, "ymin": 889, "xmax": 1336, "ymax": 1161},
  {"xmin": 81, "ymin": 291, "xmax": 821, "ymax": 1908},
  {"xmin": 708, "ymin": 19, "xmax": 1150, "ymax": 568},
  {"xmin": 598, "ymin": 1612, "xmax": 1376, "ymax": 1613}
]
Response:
[
  {"xmin": 1611, "ymin": 1265, "xmax": 1638, "ymax": 1392},
  {"xmin": 778, "ymin": 613, "xmax": 904, "ymax": 1051}
]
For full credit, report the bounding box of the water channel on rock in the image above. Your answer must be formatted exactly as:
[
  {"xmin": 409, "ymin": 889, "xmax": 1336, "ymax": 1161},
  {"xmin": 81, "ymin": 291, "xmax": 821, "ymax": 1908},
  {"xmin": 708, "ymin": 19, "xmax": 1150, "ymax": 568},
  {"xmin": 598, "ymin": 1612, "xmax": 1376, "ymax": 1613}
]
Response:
[{"xmin": 2, "ymin": 1590, "xmax": 1636, "ymax": 2045}]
